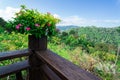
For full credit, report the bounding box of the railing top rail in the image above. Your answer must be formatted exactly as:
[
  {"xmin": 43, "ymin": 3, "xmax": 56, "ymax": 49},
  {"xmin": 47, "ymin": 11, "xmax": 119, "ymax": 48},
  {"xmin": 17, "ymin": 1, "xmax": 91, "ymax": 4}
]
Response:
[
  {"xmin": 36, "ymin": 49, "xmax": 101, "ymax": 80},
  {"xmin": 0, "ymin": 49, "xmax": 30, "ymax": 61}
]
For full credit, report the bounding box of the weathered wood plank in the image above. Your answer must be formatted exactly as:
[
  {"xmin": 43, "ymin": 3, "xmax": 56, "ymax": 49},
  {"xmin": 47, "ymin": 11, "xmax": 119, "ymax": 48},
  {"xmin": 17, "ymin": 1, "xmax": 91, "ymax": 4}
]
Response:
[
  {"xmin": 0, "ymin": 49, "xmax": 30, "ymax": 61},
  {"xmin": 41, "ymin": 64, "xmax": 62, "ymax": 80},
  {"xmin": 36, "ymin": 50, "xmax": 101, "ymax": 80},
  {"xmin": 0, "ymin": 60, "xmax": 29, "ymax": 78}
]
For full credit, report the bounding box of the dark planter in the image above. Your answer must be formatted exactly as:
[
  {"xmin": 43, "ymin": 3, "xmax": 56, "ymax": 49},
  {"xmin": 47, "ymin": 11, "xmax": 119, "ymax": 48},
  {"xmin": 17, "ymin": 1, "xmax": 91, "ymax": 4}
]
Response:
[{"xmin": 28, "ymin": 35, "xmax": 47, "ymax": 51}]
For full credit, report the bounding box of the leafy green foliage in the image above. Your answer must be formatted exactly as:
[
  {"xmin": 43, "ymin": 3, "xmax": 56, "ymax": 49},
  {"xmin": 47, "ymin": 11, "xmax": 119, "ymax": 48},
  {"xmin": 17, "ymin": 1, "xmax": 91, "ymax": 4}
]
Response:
[
  {"xmin": 0, "ymin": 32, "xmax": 28, "ymax": 52},
  {"xmin": 0, "ymin": 17, "xmax": 6, "ymax": 27},
  {"xmin": 0, "ymin": 26, "xmax": 120, "ymax": 80},
  {"xmin": 0, "ymin": 17, "xmax": 10, "ymax": 33},
  {"xmin": 76, "ymin": 27, "xmax": 120, "ymax": 45},
  {"xmin": 6, "ymin": 5, "xmax": 60, "ymax": 38},
  {"xmin": 0, "ymin": 26, "xmax": 5, "ymax": 33}
]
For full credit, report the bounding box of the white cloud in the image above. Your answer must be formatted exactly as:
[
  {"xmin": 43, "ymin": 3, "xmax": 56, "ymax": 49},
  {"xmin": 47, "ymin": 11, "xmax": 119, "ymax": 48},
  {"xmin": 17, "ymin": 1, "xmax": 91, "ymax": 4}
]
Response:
[
  {"xmin": 56, "ymin": 15, "xmax": 120, "ymax": 27},
  {"xmin": 0, "ymin": 7, "xmax": 119, "ymax": 27},
  {"xmin": 58, "ymin": 16, "xmax": 86, "ymax": 26},
  {"xmin": 53, "ymin": 14, "xmax": 61, "ymax": 18},
  {"xmin": 103, "ymin": 20, "xmax": 120, "ymax": 23},
  {"xmin": 0, "ymin": 7, "xmax": 20, "ymax": 21}
]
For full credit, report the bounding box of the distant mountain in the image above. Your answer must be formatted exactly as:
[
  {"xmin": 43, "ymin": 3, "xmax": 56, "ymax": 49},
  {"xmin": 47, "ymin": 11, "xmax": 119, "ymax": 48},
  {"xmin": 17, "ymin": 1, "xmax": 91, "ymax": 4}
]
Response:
[{"xmin": 57, "ymin": 25, "xmax": 79, "ymax": 31}]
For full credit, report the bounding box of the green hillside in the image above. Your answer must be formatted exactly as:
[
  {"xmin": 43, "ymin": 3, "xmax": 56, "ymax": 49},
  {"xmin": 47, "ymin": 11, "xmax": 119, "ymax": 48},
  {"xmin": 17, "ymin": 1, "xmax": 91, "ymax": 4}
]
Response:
[{"xmin": 0, "ymin": 26, "xmax": 120, "ymax": 80}]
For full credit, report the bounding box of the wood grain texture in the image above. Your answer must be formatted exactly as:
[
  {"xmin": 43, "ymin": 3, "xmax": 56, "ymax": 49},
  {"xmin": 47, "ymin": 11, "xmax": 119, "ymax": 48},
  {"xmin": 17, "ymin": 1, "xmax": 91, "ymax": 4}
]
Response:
[
  {"xmin": 36, "ymin": 50, "xmax": 101, "ymax": 80},
  {"xmin": 28, "ymin": 35, "xmax": 47, "ymax": 51},
  {"xmin": 0, "ymin": 49, "xmax": 29, "ymax": 61},
  {"xmin": 41, "ymin": 64, "xmax": 62, "ymax": 80},
  {"xmin": 0, "ymin": 60, "xmax": 29, "ymax": 78},
  {"xmin": 28, "ymin": 50, "xmax": 47, "ymax": 80}
]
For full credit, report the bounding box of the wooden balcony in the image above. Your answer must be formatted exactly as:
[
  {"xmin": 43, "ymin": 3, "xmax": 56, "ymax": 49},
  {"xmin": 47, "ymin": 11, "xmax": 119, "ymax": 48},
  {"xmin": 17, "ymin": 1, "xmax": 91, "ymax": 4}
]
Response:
[
  {"xmin": 0, "ymin": 49, "xmax": 101, "ymax": 80},
  {"xmin": 0, "ymin": 36, "xmax": 101, "ymax": 80}
]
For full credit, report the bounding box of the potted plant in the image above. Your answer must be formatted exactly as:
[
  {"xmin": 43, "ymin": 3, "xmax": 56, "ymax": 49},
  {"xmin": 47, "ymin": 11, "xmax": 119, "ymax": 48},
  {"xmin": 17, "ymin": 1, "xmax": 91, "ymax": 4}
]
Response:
[{"xmin": 7, "ymin": 5, "xmax": 60, "ymax": 51}]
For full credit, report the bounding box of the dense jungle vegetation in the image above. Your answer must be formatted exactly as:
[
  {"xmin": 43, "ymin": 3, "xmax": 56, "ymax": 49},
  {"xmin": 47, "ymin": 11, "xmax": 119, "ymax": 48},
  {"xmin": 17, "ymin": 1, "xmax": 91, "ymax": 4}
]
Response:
[{"xmin": 0, "ymin": 17, "xmax": 120, "ymax": 80}]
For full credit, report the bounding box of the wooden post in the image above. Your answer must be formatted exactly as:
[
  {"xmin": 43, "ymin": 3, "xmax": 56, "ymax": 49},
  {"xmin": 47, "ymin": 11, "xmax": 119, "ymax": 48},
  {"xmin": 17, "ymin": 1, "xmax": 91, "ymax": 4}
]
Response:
[
  {"xmin": 28, "ymin": 35, "xmax": 47, "ymax": 80},
  {"xmin": 28, "ymin": 35, "xmax": 47, "ymax": 51}
]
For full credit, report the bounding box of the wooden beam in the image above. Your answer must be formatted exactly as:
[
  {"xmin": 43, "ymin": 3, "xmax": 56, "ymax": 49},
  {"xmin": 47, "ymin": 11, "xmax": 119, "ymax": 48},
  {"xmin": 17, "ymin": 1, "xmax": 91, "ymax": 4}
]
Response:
[
  {"xmin": 0, "ymin": 60, "xmax": 29, "ymax": 78},
  {"xmin": 41, "ymin": 64, "xmax": 62, "ymax": 80},
  {"xmin": 36, "ymin": 50, "xmax": 101, "ymax": 80},
  {"xmin": 0, "ymin": 49, "xmax": 30, "ymax": 61}
]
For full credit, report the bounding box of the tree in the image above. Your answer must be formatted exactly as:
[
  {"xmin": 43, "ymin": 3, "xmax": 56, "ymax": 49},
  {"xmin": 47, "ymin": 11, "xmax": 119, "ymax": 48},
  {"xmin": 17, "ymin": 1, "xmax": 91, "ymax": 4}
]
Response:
[
  {"xmin": 116, "ymin": 26, "xmax": 120, "ymax": 33},
  {"xmin": 0, "ymin": 17, "xmax": 6, "ymax": 27}
]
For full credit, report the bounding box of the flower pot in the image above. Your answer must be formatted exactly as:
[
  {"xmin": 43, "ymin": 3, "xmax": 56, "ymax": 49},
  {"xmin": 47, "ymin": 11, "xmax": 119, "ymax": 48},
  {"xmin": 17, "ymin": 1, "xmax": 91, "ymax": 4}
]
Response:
[{"xmin": 28, "ymin": 35, "xmax": 47, "ymax": 51}]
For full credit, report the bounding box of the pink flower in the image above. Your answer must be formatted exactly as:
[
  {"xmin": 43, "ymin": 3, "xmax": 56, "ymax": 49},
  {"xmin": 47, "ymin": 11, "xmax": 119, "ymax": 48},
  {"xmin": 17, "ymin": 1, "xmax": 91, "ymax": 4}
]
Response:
[
  {"xmin": 16, "ymin": 25, "xmax": 20, "ymax": 30},
  {"xmin": 47, "ymin": 23, "xmax": 51, "ymax": 27},
  {"xmin": 26, "ymin": 27, "xmax": 31, "ymax": 31},
  {"xmin": 18, "ymin": 24, "xmax": 22, "ymax": 26},
  {"xmin": 35, "ymin": 23, "xmax": 40, "ymax": 27},
  {"xmin": 16, "ymin": 24, "xmax": 22, "ymax": 30}
]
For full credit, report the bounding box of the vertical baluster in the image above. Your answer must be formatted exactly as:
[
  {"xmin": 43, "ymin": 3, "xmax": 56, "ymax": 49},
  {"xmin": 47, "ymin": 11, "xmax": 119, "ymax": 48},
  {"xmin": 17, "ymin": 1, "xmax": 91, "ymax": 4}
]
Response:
[{"xmin": 16, "ymin": 71, "xmax": 24, "ymax": 80}]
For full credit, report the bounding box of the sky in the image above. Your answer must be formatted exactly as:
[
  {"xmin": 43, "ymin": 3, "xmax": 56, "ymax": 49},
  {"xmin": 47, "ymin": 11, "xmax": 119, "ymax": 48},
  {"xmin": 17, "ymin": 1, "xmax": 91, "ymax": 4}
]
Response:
[{"xmin": 0, "ymin": 0, "xmax": 120, "ymax": 27}]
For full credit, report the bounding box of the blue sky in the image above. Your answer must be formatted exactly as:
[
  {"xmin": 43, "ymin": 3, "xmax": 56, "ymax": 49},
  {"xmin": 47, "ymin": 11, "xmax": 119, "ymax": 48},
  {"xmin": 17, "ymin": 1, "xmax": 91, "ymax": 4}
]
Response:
[{"xmin": 0, "ymin": 0, "xmax": 120, "ymax": 27}]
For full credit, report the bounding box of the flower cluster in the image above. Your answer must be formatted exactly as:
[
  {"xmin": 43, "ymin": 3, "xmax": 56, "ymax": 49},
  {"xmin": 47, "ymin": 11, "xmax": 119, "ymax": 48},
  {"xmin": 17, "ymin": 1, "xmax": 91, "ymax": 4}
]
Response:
[
  {"xmin": 7, "ymin": 5, "xmax": 60, "ymax": 38},
  {"xmin": 16, "ymin": 24, "xmax": 22, "ymax": 30}
]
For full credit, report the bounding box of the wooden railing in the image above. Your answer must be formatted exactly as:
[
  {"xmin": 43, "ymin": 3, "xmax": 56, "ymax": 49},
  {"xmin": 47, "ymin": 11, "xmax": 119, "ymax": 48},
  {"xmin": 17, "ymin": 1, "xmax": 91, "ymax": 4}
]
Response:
[
  {"xmin": 0, "ymin": 49, "xmax": 101, "ymax": 80},
  {"xmin": 0, "ymin": 36, "xmax": 101, "ymax": 80},
  {"xmin": 0, "ymin": 49, "xmax": 30, "ymax": 79}
]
